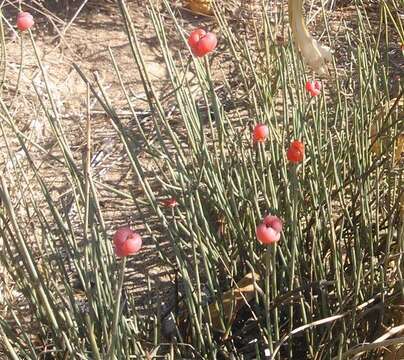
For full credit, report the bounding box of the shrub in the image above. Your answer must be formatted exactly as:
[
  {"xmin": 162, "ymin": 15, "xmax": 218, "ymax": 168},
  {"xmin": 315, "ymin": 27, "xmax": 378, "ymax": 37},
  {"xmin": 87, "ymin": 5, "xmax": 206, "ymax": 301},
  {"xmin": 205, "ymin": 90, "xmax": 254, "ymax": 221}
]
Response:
[{"xmin": 0, "ymin": 0, "xmax": 402, "ymax": 358}]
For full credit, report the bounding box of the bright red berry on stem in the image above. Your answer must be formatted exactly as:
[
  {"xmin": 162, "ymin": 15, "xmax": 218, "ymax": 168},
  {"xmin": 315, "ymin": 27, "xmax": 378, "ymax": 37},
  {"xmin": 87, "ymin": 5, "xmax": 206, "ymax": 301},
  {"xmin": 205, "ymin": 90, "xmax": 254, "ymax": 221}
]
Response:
[
  {"xmin": 305, "ymin": 80, "xmax": 321, "ymax": 97},
  {"xmin": 253, "ymin": 124, "xmax": 269, "ymax": 143},
  {"xmin": 256, "ymin": 215, "xmax": 283, "ymax": 245},
  {"xmin": 113, "ymin": 227, "xmax": 142, "ymax": 257},
  {"xmin": 188, "ymin": 29, "xmax": 217, "ymax": 57},
  {"xmin": 16, "ymin": 12, "xmax": 34, "ymax": 32},
  {"xmin": 287, "ymin": 140, "xmax": 305, "ymax": 164}
]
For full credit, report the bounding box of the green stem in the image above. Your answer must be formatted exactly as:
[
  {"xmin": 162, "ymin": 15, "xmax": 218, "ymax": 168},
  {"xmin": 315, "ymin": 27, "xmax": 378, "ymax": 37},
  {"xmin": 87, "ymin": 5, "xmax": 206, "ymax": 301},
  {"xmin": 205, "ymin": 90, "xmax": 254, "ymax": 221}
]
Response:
[
  {"xmin": 265, "ymin": 245, "xmax": 274, "ymax": 353},
  {"xmin": 108, "ymin": 257, "xmax": 127, "ymax": 359}
]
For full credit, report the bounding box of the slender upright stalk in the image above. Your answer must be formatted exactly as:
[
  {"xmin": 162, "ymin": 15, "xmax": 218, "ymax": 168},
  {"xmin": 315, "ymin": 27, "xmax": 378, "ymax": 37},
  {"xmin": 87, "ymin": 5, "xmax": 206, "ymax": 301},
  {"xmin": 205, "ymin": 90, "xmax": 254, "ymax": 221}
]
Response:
[{"xmin": 108, "ymin": 257, "xmax": 127, "ymax": 359}]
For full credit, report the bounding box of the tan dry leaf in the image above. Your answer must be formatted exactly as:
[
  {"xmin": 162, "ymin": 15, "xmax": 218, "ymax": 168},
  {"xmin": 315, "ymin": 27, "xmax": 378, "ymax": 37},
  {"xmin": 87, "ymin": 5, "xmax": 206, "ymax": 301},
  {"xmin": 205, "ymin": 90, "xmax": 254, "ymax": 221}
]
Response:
[
  {"xmin": 186, "ymin": 0, "xmax": 213, "ymax": 15},
  {"xmin": 208, "ymin": 272, "xmax": 260, "ymax": 332},
  {"xmin": 288, "ymin": 0, "xmax": 332, "ymax": 75}
]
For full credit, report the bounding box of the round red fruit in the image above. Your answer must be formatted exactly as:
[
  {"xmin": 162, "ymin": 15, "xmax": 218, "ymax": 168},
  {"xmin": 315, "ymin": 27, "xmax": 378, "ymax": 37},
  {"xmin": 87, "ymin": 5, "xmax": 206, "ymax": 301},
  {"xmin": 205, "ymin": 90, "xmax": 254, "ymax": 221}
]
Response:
[
  {"xmin": 113, "ymin": 227, "xmax": 142, "ymax": 257},
  {"xmin": 287, "ymin": 140, "xmax": 304, "ymax": 164},
  {"xmin": 188, "ymin": 29, "xmax": 217, "ymax": 57},
  {"xmin": 16, "ymin": 12, "xmax": 34, "ymax": 32},
  {"xmin": 162, "ymin": 198, "xmax": 178, "ymax": 208},
  {"xmin": 253, "ymin": 124, "xmax": 269, "ymax": 143},
  {"xmin": 306, "ymin": 80, "xmax": 321, "ymax": 97},
  {"xmin": 256, "ymin": 215, "xmax": 283, "ymax": 245}
]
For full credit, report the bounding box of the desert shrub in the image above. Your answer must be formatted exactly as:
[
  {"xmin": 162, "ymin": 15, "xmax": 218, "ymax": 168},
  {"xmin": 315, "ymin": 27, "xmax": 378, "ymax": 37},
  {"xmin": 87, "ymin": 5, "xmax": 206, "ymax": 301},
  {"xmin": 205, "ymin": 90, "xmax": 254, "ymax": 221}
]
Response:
[{"xmin": 0, "ymin": 0, "xmax": 402, "ymax": 359}]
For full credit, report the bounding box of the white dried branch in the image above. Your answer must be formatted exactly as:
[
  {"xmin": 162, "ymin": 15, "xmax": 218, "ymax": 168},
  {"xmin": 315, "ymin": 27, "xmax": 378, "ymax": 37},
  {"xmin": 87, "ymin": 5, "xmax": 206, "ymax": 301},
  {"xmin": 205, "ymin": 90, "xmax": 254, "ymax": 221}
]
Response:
[{"xmin": 289, "ymin": 0, "xmax": 332, "ymax": 75}]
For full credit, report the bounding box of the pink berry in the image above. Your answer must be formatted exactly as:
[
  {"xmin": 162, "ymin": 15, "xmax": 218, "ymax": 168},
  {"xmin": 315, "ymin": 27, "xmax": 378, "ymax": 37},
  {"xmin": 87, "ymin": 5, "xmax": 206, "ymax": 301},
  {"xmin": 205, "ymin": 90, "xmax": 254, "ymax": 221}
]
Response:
[
  {"xmin": 113, "ymin": 227, "xmax": 142, "ymax": 257},
  {"xmin": 256, "ymin": 215, "xmax": 283, "ymax": 245},
  {"xmin": 16, "ymin": 12, "xmax": 34, "ymax": 32},
  {"xmin": 253, "ymin": 124, "xmax": 269, "ymax": 143},
  {"xmin": 188, "ymin": 29, "xmax": 217, "ymax": 57}
]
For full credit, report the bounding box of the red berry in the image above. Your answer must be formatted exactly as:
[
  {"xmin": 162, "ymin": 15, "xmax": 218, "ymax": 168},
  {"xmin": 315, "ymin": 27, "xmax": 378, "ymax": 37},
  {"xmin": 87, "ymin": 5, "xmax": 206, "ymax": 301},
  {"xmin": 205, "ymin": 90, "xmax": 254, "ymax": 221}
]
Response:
[
  {"xmin": 305, "ymin": 80, "xmax": 314, "ymax": 92},
  {"xmin": 256, "ymin": 215, "xmax": 283, "ymax": 245},
  {"xmin": 306, "ymin": 80, "xmax": 321, "ymax": 97},
  {"xmin": 263, "ymin": 215, "xmax": 283, "ymax": 232},
  {"xmin": 253, "ymin": 124, "xmax": 269, "ymax": 143},
  {"xmin": 312, "ymin": 80, "xmax": 321, "ymax": 94},
  {"xmin": 287, "ymin": 140, "xmax": 305, "ymax": 164},
  {"xmin": 113, "ymin": 227, "xmax": 142, "ymax": 257},
  {"xmin": 162, "ymin": 198, "xmax": 178, "ymax": 208},
  {"xmin": 188, "ymin": 29, "xmax": 206, "ymax": 48},
  {"xmin": 188, "ymin": 29, "xmax": 217, "ymax": 57},
  {"xmin": 16, "ymin": 12, "xmax": 34, "ymax": 32}
]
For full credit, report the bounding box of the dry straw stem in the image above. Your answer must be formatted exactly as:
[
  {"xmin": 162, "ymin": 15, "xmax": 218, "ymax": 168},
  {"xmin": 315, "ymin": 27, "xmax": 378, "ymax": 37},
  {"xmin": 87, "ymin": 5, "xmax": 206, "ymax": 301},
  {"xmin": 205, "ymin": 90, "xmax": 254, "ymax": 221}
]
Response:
[
  {"xmin": 270, "ymin": 293, "xmax": 394, "ymax": 359},
  {"xmin": 337, "ymin": 337, "xmax": 404, "ymax": 360},
  {"xmin": 288, "ymin": 0, "xmax": 332, "ymax": 75}
]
